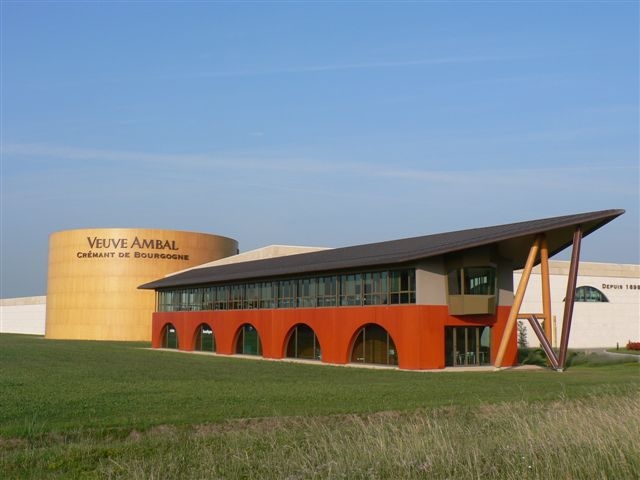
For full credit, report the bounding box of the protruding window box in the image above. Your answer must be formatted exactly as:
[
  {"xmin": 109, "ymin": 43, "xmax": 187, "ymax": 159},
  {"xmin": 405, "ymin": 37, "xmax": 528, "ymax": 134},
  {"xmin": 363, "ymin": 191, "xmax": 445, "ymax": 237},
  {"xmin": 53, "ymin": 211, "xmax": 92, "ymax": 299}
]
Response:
[
  {"xmin": 446, "ymin": 266, "xmax": 497, "ymax": 315},
  {"xmin": 447, "ymin": 294, "xmax": 496, "ymax": 315}
]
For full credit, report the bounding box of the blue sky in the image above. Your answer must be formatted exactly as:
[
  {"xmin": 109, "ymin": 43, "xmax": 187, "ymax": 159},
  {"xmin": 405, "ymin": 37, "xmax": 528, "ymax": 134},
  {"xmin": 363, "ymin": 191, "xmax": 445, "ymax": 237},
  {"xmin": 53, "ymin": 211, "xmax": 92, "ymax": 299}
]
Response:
[{"xmin": 1, "ymin": 1, "xmax": 638, "ymax": 298}]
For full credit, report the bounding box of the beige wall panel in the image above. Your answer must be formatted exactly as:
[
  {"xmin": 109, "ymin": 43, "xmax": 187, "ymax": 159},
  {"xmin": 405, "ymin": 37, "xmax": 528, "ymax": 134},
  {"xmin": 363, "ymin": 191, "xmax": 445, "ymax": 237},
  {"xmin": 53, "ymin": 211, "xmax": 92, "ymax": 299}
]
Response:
[
  {"xmin": 415, "ymin": 258, "xmax": 447, "ymax": 305},
  {"xmin": 497, "ymin": 260, "xmax": 515, "ymax": 307},
  {"xmin": 46, "ymin": 228, "xmax": 238, "ymax": 341}
]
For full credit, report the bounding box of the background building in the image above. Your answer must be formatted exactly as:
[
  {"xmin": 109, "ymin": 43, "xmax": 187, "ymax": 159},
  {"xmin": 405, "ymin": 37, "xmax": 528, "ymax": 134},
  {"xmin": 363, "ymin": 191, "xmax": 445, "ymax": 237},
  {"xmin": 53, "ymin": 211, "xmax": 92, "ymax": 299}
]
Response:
[
  {"xmin": 0, "ymin": 296, "xmax": 46, "ymax": 335},
  {"xmin": 45, "ymin": 228, "xmax": 238, "ymax": 341},
  {"xmin": 516, "ymin": 261, "xmax": 639, "ymax": 349}
]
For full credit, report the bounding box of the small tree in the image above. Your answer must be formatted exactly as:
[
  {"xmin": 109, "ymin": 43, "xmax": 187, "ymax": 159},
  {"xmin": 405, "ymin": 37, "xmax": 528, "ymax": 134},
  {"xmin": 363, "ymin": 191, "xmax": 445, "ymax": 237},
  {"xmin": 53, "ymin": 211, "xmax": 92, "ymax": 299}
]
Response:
[{"xmin": 517, "ymin": 320, "xmax": 528, "ymax": 349}]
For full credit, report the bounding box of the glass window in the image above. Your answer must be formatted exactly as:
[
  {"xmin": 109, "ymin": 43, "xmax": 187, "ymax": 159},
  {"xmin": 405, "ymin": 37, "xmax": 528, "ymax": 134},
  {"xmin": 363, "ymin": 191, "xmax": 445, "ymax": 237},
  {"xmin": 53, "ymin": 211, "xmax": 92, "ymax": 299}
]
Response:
[
  {"xmin": 194, "ymin": 323, "xmax": 215, "ymax": 352},
  {"xmin": 297, "ymin": 278, "xmax": 317, "ymax": 308},
  {"xmin": 161, "ymin": 323, "xmax": 179, "ymax": 349},
  {"xmin": 278, "ymin": 280, "xmax": 296, "ymax": 308},
  {"xmin": 203, "ymin": 287, "xmax": 215, "ymax": 311},
  {"xmin": 286, "ymin": 324, "xmax": 321, "ymax": 360},
  {"xmin": 445, "ymin": 326, "xmax": 491, "ymax": 367},
  {"xmin": 340, "ymin": 273, "xmax": 362, "ymax": 306},
  {"xmin": 260, "ymin": 281, "xmax": 278, "ymax": 309},
  {"xmin": 175, "ymin": 289, "xmax": 186, "ymax": 311},
  {"xmin": 235, "ymin": 324, "xmax": 262, "ymax": 356},
  {"xmin": 465, "ymin": 267, "xmax": 496, "ymax": 295},
  {"xmin": 230, "ymin": 284, "xmax": 244, "ymax": 310},
  {"xmin": 214, "ymin": 286, "xmax": 229, "ymax": 310},
  {"xmin": 158, "ymin": 291, "xmax": 173, "ymax": 312},
  {"xmin": 244, "ymin": 283, "xmax": 260, "ymax": 309},
  {"xmin": 575, "ymin": 286, "xmax": 609, "ymax": 302},
  {"xmin": 317, "ymin": 276, "xmax": 337, "ymax": 307},
  {"xmin": 196, "ymin": 288, "xmax": 203, "ymax": 310},
  {"xmin": 180, "ymin": 289, "xmax": 188, "ymax": 310},
  {"xmin": 350, "ymin": 324, "xmax": 398, "ymax": 365},
  {"xmin": 389, "ymin": 269, "xmax": 415, "ymax": 304},
  {"xmin": 447, "ymin": 267, "xmax": 496, "ymax": 295},
  {"xmin": 364, "ymin": 271, "xmax": 388, "ymax": 305}
]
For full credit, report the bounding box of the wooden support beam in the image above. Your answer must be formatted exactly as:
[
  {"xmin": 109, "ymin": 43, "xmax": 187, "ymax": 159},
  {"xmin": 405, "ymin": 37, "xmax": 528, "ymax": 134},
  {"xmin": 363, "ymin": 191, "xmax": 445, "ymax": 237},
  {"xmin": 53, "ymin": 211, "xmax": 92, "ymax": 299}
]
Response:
[
  {"xmin": 540, "ymin": 236, "xmax": 553, "ymax": 342},
  {"xmin": 557, "ymin": 226, "xmax": 583, "ymax": 370},
  {"xmin": 517, "ymin": 313, "xmax": 547, "ymax": 319},
  {"xmin": 494, "ymin": 235, "xmax": 541, "ymax": 368}
]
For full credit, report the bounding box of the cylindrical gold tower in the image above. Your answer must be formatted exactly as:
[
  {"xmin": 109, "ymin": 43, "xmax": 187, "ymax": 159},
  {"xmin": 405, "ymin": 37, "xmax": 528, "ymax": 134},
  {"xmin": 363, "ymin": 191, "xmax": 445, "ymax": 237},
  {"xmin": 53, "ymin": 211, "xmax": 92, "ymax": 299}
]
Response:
[{"xmin": 46, "ymin": 228, "xmax": 238, "ymax": 341}]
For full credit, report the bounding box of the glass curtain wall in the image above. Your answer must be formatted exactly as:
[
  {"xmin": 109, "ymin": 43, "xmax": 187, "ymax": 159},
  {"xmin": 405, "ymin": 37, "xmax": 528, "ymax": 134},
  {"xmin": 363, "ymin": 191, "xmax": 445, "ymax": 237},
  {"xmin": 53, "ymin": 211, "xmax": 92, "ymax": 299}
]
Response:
[{"xmin": 157, "ymin": 268, "xmax": 415, "ymax": 312}]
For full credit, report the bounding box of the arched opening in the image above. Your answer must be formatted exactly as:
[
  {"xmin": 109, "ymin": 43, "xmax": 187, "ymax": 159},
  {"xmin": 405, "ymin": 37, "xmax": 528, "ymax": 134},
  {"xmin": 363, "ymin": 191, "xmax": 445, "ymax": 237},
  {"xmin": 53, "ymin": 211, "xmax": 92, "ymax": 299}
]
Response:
[
  {"xmin": 575, "ymin": 286, "xmax": 609, "ymax": 302},
  {"xmin": 286, "ymin": 324, "xmax": 321, "ymax": 360},
  {"xmin": 161, "ymin": 323, "xmax": 179, "ymax": 349},
  {"xmin": 350, "ymin": 324, "xmax": 398, "ymax": 366},
  {"xmin": 194, "ymin": 323, "xmax": 215, "ymax": 352},
  {"xmin": 235, "ymin": 324, "xmax": 262, "ymax": 356}
]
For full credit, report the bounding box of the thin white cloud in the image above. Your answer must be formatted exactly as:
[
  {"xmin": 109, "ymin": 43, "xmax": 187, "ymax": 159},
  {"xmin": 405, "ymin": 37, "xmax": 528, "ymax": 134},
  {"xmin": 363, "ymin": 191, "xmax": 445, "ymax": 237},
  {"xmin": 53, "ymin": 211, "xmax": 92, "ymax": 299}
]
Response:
[
  {"xmin": 2, "ymin": 143, "xmax": 341, "ymax": 174},
  {"xmin": 16, "ymin": 53, "xmax": 557, "ymax": 90},
  {"xmin": 4, "ymin": 143, "xmax": 637, "ymax": 196},
  {"xmin": 162, "ymin": 53, "xmax": 549, "ymax": 80},
  {"xmin": 374, "ymin": 164, "xmax": 638, "ymax": 193}
]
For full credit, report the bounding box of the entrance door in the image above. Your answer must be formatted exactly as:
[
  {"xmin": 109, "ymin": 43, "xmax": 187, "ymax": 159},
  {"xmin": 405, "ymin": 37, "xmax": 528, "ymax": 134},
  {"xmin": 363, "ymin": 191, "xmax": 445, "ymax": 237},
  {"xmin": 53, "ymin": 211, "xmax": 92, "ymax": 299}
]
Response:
[
  {"xmin": 445, "ymin": 326, "xmax": 491, "ymax": 366},
  {"xmin": 162, "ymin": 323, "xmax": 178, "ymax": 349}
]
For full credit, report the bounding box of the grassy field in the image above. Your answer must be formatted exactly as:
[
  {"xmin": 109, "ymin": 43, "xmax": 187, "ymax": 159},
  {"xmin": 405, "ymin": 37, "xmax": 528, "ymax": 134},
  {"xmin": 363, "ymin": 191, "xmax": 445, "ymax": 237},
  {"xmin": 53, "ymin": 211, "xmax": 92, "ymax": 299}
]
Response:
[{"xmin": 1, "ymin": 334, "xmax": 639, "ymax": 479}]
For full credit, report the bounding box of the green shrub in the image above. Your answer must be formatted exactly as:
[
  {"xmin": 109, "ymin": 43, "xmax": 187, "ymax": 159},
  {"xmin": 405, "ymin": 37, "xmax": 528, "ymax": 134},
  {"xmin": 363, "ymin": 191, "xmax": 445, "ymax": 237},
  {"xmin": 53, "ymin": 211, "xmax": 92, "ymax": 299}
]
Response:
[{"xmin": 518, "ymin": 348, "xmax": 548, "ymax": 366}]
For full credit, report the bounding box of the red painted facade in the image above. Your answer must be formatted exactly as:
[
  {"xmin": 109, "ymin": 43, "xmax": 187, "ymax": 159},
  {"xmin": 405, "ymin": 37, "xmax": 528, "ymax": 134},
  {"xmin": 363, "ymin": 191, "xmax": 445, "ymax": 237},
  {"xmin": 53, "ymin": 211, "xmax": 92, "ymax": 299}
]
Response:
[{"xmin": 151, "ymin": 304, "xmax": 517, "ymax": 370}]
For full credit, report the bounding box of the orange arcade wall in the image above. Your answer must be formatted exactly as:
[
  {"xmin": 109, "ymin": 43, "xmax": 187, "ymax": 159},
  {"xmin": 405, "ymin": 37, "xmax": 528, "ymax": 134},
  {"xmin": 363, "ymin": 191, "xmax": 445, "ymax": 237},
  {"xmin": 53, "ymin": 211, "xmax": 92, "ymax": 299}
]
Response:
[{"xmin": 151, "ymin": 305, "xmax": 516, "ymax": 370}]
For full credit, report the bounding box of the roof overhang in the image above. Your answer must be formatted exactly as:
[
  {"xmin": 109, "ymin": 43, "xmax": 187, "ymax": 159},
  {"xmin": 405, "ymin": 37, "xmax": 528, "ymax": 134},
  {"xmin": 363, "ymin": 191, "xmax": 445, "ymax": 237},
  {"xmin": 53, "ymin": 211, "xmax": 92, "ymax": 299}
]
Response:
[{"xmin": 139, "ymin": 209, "xmax": 624, "ymax": 290}]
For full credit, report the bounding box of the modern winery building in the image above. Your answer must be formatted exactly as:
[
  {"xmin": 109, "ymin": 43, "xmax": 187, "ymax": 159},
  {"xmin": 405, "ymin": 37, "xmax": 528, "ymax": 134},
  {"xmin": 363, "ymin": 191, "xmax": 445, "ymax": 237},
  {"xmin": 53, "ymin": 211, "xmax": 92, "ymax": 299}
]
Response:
[{"xmin": 139, "ymin": 209, "xmax": 625, "ymax": 370}]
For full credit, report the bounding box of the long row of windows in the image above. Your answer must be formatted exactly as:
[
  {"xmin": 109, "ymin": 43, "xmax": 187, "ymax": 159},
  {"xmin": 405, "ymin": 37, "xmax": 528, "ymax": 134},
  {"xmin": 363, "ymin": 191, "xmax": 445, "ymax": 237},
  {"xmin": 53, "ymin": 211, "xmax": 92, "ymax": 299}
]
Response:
[{"xmin": 157, "ymin": 269, "xmax": 416, "ymax": 312}]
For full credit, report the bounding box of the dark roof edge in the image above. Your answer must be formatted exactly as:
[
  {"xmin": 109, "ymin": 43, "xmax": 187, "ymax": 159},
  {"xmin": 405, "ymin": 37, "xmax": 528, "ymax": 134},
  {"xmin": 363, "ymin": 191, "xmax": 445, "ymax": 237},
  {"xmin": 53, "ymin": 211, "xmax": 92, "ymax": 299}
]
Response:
[{"xmin": 139, "ymin": 209, "xmax": 625, "ymax": 290}]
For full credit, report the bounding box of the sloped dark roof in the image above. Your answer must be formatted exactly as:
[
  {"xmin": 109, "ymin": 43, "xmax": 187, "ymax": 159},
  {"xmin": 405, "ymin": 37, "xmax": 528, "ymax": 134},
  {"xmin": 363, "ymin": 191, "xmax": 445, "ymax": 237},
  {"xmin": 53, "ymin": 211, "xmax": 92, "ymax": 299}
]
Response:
[{"xmin": 139, "ymin": 209, "xmax": 624, "ymax": 290}]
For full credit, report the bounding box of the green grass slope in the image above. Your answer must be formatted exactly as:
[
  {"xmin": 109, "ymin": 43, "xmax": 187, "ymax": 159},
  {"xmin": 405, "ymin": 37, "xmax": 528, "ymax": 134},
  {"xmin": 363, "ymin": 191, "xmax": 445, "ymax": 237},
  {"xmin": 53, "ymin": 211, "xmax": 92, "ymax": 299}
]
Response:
[{"xmin": 1, "ymin": 334, "xmax": 638, "ymax": 479}]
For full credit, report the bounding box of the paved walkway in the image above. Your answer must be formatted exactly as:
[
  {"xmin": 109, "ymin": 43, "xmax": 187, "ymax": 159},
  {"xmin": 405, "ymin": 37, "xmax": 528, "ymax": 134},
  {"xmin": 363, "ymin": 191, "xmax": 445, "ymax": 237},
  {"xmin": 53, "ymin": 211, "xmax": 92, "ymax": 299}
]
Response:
[{"xmin": 588, "ymin": 348, "xmax": 640, "ymax": 362}]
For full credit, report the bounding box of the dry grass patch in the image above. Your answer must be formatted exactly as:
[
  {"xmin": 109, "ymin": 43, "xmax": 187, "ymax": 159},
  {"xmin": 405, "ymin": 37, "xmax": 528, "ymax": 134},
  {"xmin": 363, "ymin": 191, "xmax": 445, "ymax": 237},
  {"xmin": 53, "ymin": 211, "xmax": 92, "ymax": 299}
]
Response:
[{"xmin": 5, "ymin": 394, "xmax": 635, "ymax": 479}]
